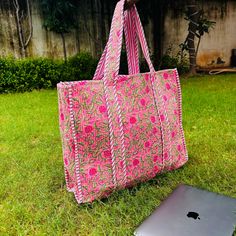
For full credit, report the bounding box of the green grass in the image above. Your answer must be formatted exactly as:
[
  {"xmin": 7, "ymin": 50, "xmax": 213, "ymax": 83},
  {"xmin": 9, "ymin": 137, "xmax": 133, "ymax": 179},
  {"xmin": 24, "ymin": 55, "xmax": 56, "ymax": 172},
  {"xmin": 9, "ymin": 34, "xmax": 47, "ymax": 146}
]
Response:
[{"xmin": 0, "ymin": 74, "xmax": 236, "ymax": 235}]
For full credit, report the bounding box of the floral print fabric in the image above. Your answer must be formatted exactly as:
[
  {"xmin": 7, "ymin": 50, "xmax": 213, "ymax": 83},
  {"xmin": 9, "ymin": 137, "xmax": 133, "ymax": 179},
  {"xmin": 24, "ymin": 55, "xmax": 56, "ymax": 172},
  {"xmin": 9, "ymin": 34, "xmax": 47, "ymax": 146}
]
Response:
[{"xmin": 57, "ymin": 69, "xmax": 188, "ymax": 204}]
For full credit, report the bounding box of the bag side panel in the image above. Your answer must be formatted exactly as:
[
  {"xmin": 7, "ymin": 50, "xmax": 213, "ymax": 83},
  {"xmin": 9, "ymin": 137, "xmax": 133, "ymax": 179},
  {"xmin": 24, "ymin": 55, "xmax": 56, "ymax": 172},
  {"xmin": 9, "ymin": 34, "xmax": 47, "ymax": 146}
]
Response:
[
  {"xmin": 57, "ymin": 85, "xmax": 77, "ymax": 192},
  {"xmin": 154, "ymin": 69, "xmax": 188, "ymax": 170}
]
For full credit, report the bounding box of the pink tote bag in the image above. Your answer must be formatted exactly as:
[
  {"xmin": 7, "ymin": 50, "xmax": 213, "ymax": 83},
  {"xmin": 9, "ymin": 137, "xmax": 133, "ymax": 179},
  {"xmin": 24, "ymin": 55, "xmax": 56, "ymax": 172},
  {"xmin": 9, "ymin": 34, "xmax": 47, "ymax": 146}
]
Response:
[{"xmin": 57, "ymin": 0, "xmax": 188, "ymax": 204}]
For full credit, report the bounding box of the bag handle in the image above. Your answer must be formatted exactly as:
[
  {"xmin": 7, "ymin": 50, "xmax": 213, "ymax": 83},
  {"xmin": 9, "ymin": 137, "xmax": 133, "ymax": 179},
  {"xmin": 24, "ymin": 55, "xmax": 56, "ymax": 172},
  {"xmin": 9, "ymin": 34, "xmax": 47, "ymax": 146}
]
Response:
[
  {"xmin": 132, "ymin": 5, "xmax": 155, "ymax": 72},
  {"xmin": 93, "ymin": 8, "xmax": 139, "ymax": 80},
  {"xmin": 103, "ymin": 1, "xmax": 154, "ymax": 84},
  {"xmin": 124, "ymin": 7, "xmax": 140, "ymax": 74}
]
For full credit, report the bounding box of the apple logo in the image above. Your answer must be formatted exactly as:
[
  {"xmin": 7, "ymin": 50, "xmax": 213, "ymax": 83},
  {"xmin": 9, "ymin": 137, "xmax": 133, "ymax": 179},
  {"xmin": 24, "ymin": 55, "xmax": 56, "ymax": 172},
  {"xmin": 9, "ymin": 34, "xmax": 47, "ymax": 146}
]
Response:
[{"xmin": 187, "ymin": 211, "xmax": 201, "ymax": 220}]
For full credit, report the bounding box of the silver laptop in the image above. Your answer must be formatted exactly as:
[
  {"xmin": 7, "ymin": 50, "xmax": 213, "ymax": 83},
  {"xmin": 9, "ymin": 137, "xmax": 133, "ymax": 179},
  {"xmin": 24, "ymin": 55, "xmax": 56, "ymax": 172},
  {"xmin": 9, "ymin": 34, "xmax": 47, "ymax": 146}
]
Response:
[{"xmin": 134, "ymin": 184, "xmax": 236, "ymax": 236}]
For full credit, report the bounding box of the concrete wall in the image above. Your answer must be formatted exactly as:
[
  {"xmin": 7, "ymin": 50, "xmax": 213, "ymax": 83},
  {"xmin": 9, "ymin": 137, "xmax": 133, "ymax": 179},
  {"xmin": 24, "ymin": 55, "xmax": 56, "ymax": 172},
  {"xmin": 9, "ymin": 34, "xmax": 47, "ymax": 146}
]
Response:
[
  {"xmin": 29, "ymin": 0, "xmax": 79, "ymax": 58},
  {"xmin": 164, "ymin": 0, "xmax": 236, "ymax": 68},
  {"xmin": 0, "ymin": 0, "xmax": 113, "ymax": 59},
  {"xmin": 0, "ymin": 0, "xmax": 235, "ymax": 68}
]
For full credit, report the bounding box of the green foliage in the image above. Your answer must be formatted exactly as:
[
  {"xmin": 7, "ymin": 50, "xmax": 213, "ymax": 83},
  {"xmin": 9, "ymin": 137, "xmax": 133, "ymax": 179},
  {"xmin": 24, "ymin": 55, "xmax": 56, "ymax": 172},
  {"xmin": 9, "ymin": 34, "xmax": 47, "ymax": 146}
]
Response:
[
  {"xmin": 159, "ymin": 46, "xmax": 189, "ymax": 74},
  {"xmin": 119, "ymin": 49, "xmax": 188, "ymax": 75},
  {"xmin": 197, "ymin": 17, "xmax": 216, "ymax": 36},
  {"xmin": 184, "ymin": 9, "xmax": 216, "ymax": 38},
  {"xmin": 65, "ymin": 53, "xmax": 98, "ymax": 82},
  {"xmin": 0, "ymin": 53, "xmax": 97, "ymax": 93},
  {"xmin": 160, "ymin": 54, "xmax": 189, "ymax": 74},
  {"xmin": 41, "ymin": 0, "xmax": 77, "ymax": 34},
  {"xmin": 181, "ymin": 8, "xmax": 216, "ymax": 55}
]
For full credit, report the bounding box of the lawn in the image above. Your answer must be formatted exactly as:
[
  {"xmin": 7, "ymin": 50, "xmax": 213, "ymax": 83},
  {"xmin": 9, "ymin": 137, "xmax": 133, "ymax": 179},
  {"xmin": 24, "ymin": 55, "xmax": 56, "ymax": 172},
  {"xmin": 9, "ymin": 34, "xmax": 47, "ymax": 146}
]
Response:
[{"xmin": 0, "ymin": 74, "xmax": 236, "ymax": 235}]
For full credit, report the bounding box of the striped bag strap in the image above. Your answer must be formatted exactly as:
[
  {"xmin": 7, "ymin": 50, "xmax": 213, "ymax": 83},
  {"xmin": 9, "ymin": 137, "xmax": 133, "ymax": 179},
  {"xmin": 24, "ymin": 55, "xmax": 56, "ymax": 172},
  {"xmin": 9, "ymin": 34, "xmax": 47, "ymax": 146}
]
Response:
[{"xmin": 93, "ymin": 8, "xmax": 139, "ymax": 80}]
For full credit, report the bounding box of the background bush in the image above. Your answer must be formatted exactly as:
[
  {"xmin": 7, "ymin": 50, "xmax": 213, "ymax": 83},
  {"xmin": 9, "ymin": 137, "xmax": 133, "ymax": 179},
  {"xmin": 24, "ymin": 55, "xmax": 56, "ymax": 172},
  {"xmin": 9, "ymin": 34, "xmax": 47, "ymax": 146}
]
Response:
[
  {"xmin": 0, "ymin": 53, "xmax": 98, "ymax": 93},
  {"xmin": 159, "ymin": 46, "xmax": 189, "ymax": 74},
  {"xmin": 119, "ymin": 48, "xmax": 189, "ymax": 75},
  {"xmin": 0, "ymin": 50, "xmax": 189, "ymax": 94},
  {"xmin": 159, "ymin": 54, "xmax": 189, "ymax": 75}
]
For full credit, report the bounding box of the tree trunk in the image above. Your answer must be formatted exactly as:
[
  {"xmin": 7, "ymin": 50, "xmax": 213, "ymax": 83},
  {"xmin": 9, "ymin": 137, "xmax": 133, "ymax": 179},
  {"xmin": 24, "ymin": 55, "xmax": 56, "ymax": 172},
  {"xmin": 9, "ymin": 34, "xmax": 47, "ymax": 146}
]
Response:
[
  {"xmin": 100, "ymin": 0, "xmax": 106, "ymax": 49},
  {"xmin": 195, "ymin": 36, "xmax": 201, "ymax": 59},
  {"xmin": 186, "ymin": 0, "xmax": 200, "ymax": 75},
  {"xmin": 91, "ymin": 0, "xmax": 99, "ymax": 57},
  {"xmin": 24, "ymin": 0, "xmax": 33, "ymax": 49},
  {"xmin": 13, "ymin": 0, "xmax": 25, "ymax": 57},
  {"xmin": 151, "ymin": 0, "xmax": 167, "ymax": 69},
  {"xmin": 13, "ymin": 0, "xmax": 32, "ymax": 58},
  {"xmin": 61, "ymin": 33, "xmax": 67, "ymax": 61}
]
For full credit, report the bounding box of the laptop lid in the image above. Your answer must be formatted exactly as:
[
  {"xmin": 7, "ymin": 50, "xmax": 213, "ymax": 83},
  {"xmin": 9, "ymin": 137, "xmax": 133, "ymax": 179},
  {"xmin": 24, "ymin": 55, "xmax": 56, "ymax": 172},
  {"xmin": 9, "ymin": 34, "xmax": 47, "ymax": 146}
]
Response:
[{"xmin": 134, "ymin": 184, "xmax": 236, "ymax": 236}]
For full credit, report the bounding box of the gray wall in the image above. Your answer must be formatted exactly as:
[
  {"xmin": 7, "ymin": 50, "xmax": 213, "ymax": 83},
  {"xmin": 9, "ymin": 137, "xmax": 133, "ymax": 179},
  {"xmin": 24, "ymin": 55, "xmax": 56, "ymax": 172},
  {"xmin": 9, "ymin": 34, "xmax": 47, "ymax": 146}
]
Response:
[
  {"xmin": 0, "ymin": 0, "xmax": 235, "ymax": 68},
  {"xmin": 164, "ymin": 1, "xmax": 236, "ymax": 68}
]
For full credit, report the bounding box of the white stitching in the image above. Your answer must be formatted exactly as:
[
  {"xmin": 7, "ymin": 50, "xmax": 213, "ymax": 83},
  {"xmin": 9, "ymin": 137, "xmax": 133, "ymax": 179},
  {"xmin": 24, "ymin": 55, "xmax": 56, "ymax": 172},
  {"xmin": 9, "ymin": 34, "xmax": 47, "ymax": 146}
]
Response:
[
  {"xmin": 174, "ymin": 68, "xmax": 188, "ymax": 160},
  {"xmin": 67, "ymin": 83, "xmax": 83, "ymax": 203}
]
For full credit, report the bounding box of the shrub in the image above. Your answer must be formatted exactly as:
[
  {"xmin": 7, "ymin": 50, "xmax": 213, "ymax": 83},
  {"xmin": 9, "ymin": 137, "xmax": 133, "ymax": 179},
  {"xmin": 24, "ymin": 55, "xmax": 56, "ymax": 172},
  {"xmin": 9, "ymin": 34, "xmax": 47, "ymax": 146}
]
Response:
[
  {"xmin": 159, "ymin": 46, "xmax": 189, "ymax": 74},
  {"xmin": 160, "ymin": 54, "xmax": 189, "ymax": 74},
  {"xmin": 0, "ymin": 50, "xmax": 188, "ymax": 94},
  {"xmin": 64, "ymin": 53, "xmax": 98, "ymax": 82},
  {"xmin": 119, "ymin": 47, "xmax": 189, "ymax": 75},
  {"xmin": 0, "ymin": 52, "xmax": 97, "ymax": 94}
]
